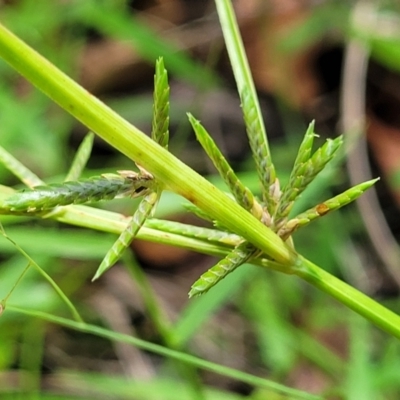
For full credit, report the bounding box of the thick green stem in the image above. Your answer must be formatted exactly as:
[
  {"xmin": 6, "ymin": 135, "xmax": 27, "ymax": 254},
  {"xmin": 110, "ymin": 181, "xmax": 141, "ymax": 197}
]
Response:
[
  {"xmin": 0, "ymin": 22, "xmax": 294, "ymax": 266},
  {"xmin": 297, "ymin": 256, "xmax": 400, "ymax": 339}
]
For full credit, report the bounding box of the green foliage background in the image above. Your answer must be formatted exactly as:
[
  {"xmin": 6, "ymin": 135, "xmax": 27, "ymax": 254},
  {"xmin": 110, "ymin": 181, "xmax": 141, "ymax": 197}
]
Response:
[{"xmin": 1, "ymin": 1, "xmax": 400, "ymax": 399}]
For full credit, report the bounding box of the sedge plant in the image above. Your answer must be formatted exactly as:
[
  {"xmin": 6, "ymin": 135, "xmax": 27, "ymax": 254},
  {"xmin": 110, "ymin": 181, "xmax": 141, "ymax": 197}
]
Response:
[
  {"xmin": 0, "ymin": 1, "xmax": 400, "ymax": 397},
  {"xmin": 0, "ymin": 0, "xmax": 399, "ymax": 336}
]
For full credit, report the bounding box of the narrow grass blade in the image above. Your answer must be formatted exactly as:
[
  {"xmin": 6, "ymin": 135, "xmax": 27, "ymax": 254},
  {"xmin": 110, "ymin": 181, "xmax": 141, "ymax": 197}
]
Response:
[
  {"xmin": 0, "ymin": 223, "xmax": 83, "ymax": 322},
  {"xmin": 279, "ymin": 178, "xmax": 379, "ymax": 239},
  {"xmin": 189, "ymin": 241, "xmax": 257, "ymax": 298},
  {"xmin": 152, "ymin": 58, "xmax": 170, "ymax": 148},
  {"xmin": 93, "ymin": 190, "xmax": 159, "ymax": 280},
  {"xmin": 64, "ymin": 132, "xmax": 94, "ymax": 182},
  {"xmin": 1, "ymin": 261, "xmax": 31, "ymax": 310},
  {"xmin": 2, "ymin": 171, "xmax": 154, "ymax": 212},
  {"xmin": 275, "ymin": 134, "xmax": 343, "ymax": 228},
  {"xmin": 0, "ymin": 145, "xmax": 44, "ymax": 187},
  {"xmin": 6, "ymin": 305, "xmax": 322, "ymax": 400},
  {"xmin": 188, "ymin": 113, "xmax": 264, "ymax": 220}
]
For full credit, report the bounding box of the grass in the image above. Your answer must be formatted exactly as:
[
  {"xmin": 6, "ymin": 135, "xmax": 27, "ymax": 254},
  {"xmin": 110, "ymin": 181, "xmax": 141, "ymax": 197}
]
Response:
[{"xmin": 0, "ymin": 1, "xmax": 400, "ymax": 399}]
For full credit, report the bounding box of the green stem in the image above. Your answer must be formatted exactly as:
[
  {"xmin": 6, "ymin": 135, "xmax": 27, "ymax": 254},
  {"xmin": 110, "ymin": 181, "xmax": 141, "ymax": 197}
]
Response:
[
  {"xmin": 0, "ymin": 225, "xmax": 83, "ymax": 323},
  {"xmin": 0, "ymin": 15, "xmax": 399, "ymax": 341},
  {"xmin": 7, "ymin": 305, "xmax": 321, "ymax": 400},
  {"xmin": 297, "ymin": 256, "xmax": 400, "ymax": 339},
  {"xmin": 0, "ymin": 22, "xmax": 294, "ymax": 267},
  {"xmin": 122, "ymin": 253, "xmax": 206, "ymax": 400}
]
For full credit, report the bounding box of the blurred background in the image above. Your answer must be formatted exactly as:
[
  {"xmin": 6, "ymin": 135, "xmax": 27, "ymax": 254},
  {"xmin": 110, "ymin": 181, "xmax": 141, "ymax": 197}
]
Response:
[{"xmin": 1, "ymin": 0, "xmax": 400, "ymax": 398}]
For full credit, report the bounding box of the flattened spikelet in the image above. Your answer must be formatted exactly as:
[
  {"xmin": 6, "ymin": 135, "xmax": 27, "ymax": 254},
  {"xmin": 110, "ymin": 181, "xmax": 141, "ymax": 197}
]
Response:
[{"xmin": 3, "ymin": 173, "xmax": 154, "ymax": 212}]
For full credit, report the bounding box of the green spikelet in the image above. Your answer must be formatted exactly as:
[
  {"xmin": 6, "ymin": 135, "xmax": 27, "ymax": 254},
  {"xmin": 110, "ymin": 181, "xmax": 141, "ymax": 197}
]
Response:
[
  {"xmin": 94, "ymin": 59, "xmax": 169, "ymax": 281},
  {"xmin": 278, "ymin": 178, "xmax": 379, "ymax": 239},
  {"xmin": 275, "ymin": 131, "xmax": 343, "ymax": 229},
  {"xmin": 93, "ymin": 187, "xmax": 159, "ymax": 280},
  {"xmin": 188, "ymin": 114, "xmax": 264, "ymax": 220},
  {"xmin": 3, "ymin": 171, "xmax": 154, "ymax": 212},
  {"xmin": 189, "ymin": 241, "xmax": 257, "ymax": 297},
  {"xmin": 145, "ymin": 218, "xmax": 241, "ymax": 246},
  {"xmin": 152, "ymin": 58, "xmax": 170, "ymax": 148},
  {"xmin": 241, "ymin": 86, "xmax": 277, "ymax": 211}
]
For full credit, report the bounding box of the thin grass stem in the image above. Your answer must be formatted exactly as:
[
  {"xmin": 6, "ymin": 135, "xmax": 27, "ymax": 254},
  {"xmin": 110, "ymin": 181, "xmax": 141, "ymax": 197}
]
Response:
[
  {"xmin": 0, "ymin": 145, "xmax": 44, "ymax": 188},
  {"xmin": 6, "ymin": 305, "xmax": 322, "ymax": 400},
  {"xmin": 0, "ymin": 224, "xmax": 83, "ymax": 322}
]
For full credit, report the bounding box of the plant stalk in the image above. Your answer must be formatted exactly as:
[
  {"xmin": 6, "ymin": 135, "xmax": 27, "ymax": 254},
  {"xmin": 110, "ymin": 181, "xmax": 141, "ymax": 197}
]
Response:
[
  {"xmin": 297, "ymin": 256, "xmax": 400, "ymax": 339},
  {"xmin": 0, "ymin": 22, "xmax": 295, "ymax": 267},
  {"xmin": 0, "ymin": 19, "xmax": 400, "ymax": 340}
]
